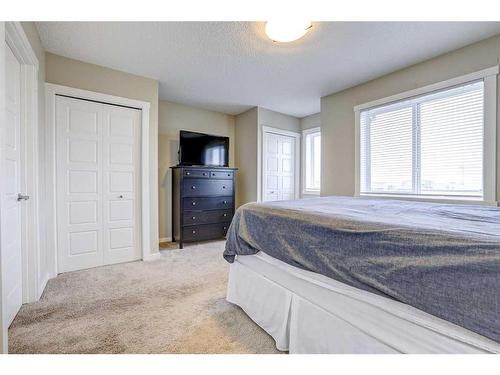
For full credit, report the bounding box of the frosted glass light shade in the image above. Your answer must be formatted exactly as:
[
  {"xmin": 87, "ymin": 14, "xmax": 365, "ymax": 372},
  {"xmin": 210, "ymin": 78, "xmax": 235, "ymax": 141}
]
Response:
[{"xmin": 265, "ymin": 21, "xmax": 312, "ymax": 43}]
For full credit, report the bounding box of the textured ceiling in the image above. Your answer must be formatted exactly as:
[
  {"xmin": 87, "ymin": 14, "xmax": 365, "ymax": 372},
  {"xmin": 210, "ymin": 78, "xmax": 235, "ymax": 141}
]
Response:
[{"xmin": 36, "ymin": 22, "xmax": 500, "ymax": 117}]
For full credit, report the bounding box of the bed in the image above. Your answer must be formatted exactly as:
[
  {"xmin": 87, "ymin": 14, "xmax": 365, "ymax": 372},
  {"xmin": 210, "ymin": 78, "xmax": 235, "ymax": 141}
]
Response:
[{"xmin": 223, "ymin": 196, "xmax": 500, "ymax": 353}]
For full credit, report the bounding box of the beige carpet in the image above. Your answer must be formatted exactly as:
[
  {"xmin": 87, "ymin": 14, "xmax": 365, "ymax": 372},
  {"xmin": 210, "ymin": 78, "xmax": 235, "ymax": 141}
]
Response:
[{"xmin": 9, "ymin": 241, "xmax": 282, "ymax": 354}]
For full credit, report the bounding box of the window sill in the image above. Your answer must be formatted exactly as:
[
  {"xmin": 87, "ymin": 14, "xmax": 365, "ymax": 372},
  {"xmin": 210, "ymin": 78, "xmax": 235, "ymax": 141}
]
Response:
[
  {"xmin": 302, "ymin": 189, "xmax": 320, "ymax": 196},
  {"xmin": 358, "ymin": 193, "xmax": 498, "ymax": 207}
]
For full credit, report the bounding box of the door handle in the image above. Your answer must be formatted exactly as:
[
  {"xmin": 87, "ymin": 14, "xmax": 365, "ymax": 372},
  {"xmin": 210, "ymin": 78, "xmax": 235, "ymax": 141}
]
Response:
[{"xmin": 17, "ymin": 193, "xmax": 30, "ymax": 201}]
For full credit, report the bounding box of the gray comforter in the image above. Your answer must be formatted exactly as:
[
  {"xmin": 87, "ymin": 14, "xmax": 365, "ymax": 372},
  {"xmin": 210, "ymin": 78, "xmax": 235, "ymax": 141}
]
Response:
[{"xmin": 223, "ymin": 196, "xmax": 500, "ymax": 342}]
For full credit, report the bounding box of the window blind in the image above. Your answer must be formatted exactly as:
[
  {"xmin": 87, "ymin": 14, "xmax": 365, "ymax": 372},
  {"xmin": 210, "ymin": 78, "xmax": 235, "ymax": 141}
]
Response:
[{"xmin": 360, "ymin": 80, "xmax": 484, "ymax": 198}]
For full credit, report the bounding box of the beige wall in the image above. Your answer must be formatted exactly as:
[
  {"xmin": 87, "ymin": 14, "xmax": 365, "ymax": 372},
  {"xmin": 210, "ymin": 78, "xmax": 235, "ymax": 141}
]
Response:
[
  {"xmin": 300, "ymin": 112, "xmax": 320, "ymax": 130},
  {"xmin": 258, "ymin": 107, "xmax": 301, "ymax": 133},
  {"xmin": 158, "ymin": 100, "xmax": 235, "ymax": 240},
  {"xmin": 234, "ymin": 107, "xmax": 300, "ymax": 207},
  {"xmin": 45, "ymin": 52, "xmax": 160, "ymax": 254},
  {"xmin": 321, "ymin": 34, "xmax": 500, "ymax": 200},
  {"xmin": 234, "ymin": 107, "xmax": 258, "ymax": 207}
]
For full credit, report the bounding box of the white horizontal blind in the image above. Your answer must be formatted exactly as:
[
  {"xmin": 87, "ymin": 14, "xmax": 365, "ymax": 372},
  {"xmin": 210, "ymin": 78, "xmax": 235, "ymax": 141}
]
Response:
[{"xmin": 360, "ymin": 80, "xmax": 484, "ymax": 198}]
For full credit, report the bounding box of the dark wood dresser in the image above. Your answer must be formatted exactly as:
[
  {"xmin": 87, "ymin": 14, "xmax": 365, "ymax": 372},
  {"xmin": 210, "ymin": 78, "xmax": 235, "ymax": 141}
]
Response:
[{"xmin": 171, "ymin": 166, "xmax": 237, "ymax": 248}]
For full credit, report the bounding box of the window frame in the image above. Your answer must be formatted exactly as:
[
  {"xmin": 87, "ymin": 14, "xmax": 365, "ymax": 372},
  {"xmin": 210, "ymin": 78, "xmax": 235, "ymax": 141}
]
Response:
[
  {"xmin": 302, "ymin": 126, "xmax": 321, "ymax": 195},
  {"xmin": 354, "ymin": 66, "xmax": 498, "ymax": 205}
]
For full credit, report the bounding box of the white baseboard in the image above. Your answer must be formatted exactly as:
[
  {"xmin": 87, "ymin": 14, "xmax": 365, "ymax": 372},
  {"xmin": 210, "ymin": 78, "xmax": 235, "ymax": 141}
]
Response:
[{"xmin": 159, "ymin": 237, "xmax": 172, "ymax": 243}]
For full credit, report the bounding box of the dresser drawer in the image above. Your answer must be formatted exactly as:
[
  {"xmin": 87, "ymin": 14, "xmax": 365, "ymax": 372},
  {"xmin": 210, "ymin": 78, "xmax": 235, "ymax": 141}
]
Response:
[
  {"xmin": 210, "ymin": 170, "xmax": 234, "ymax": 179},
  {"xmin": 183, "ymin": 209, "xmax": 233, "ymax": 226},
  {"xmin": 182, "ymin": 223, "xmax": 230, "ymax": 242},
  {"xmin": 183, "ymin": 169, "xmax": 210, "ymax": 178},
  {"xmin": 183, "ymin": 196, "xmax": 233, "ymax": 210},
  {"xmin": 183, "ymin": 179, "xmax": 233, "ymax": 197}
]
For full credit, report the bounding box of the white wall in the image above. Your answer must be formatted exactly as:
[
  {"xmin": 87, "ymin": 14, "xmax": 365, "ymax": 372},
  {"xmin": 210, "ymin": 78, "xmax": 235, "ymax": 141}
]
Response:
[
  {"xmin": 158, "ymin": 100, "xmax": 235, "ymax": 240},
  {"xmin": 321, "ymin": 34, "xmax": 500, "ymax": 200}
]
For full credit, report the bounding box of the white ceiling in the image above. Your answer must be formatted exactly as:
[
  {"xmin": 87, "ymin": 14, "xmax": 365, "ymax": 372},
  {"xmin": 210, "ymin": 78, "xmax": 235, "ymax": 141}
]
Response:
[{"xmin": 36, "ymin": 22, "xmax": 500, "ymax": 118}]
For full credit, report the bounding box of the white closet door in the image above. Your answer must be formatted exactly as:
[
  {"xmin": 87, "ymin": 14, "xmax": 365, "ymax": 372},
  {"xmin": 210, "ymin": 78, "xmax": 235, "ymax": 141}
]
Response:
[
  {"xmin": 56, "ymin": 96, "xmax": 141, "ymax": 273},
  {"xmin": 102, "ymin": 105, "xmax": 141, "ymax": 265},
  {"xmin": 1, "ymin": 43, "xmax": 23, "ymax": 326},
  {"xmin": 263, "ymin": 131, "xmax": 296, "ymax": 202}
]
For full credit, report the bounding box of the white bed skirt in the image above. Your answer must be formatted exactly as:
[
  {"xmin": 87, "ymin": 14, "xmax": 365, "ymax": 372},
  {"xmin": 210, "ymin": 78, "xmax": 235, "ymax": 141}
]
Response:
[{"xmin": 226, "ymin": 252, "xmax": 500, "ymax": 354}]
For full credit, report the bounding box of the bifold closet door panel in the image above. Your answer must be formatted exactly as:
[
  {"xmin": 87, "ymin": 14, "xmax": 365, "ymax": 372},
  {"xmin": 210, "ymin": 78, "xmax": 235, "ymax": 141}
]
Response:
[
  {"xmin": 102, "ymin": 105, "xmax": 141, "ymax": 265},
  {"xmin": 56, "ymin": 96, "xmax": 141, "ymax": 273},
  {"xmin": 56, "ymin": 96, "xmax": 104, "ymax": 273}
]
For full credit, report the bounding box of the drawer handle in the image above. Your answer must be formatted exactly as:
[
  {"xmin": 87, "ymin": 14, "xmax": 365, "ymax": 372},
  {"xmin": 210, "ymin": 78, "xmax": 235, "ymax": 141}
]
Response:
[
  {"xmin": 191, "ymin": 185, "xmax": 196, "ymax": 190},
  {"xmin": 212, "ymin": 173, "xmax": 215, "ymax": 176},
  {"xmin": 192, "ymin": 230, "xmax": 196, "ymax": 234},
  {"xmin": 223, "ymin": 200, "xmax": 227, "ymax": 204},
  {"xmin": 192, "ymin": 216, "xmax": 196, "ymax": 220},
  {"xmin": 223, "ymin": 226, "xmax": 227, "ymax": 230},
  {"xmin": 227, "ymin": 173, "xmax": 231, "ymax": 177},
  {"xmin": 186, "ymin": 171, "xmax": 190, "ymax": 175},
  {"xmin": 223, "ymin": 213, "xmax": 227, "ymax": 217},
  {"xmin": 203, "ymin": 172, "xmax": 207, "ymax": 176},
  {"xmin": 192, "ymin": 202, "xmax": 196, "ymax": 206},
  {"xmin": 222, "ymin": 186, "xmax": 226, "ymax": 189}
]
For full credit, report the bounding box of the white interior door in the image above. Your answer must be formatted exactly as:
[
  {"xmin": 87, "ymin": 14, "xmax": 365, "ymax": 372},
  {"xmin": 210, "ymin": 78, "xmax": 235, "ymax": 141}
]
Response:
[
  {"xmin": 1, "ymin": 43, "xmax": 23, "ymax": 327},
  {"xmin": 56, "ymin": 96, "xmax": 141, "ymax": 273},
  {"xmin": 263, "ymin": 130, "xmax": 297, "ymax": 202}
]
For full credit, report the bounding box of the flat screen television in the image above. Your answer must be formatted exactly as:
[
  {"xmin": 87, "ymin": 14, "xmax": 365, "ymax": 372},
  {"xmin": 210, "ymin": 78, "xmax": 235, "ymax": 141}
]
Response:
[{"xmin": 178, "ymin": 130, "xmax": 229, "ymax": 167}]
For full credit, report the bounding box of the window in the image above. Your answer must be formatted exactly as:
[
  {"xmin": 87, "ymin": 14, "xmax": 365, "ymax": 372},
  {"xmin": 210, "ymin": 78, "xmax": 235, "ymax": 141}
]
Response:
[
  {"xmin": 356, "ymin": 68, "xmax": 498, "ymax": 202},
  {"xmin": 303, "ymin": 127, "xmax": 321, "ymax": 194}
]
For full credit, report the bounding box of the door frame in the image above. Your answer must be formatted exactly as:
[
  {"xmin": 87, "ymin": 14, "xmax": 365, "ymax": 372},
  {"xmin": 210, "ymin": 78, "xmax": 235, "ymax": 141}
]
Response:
[
  {"xmin": 260, "ymin": 126, "xmax": 300, "ymax": 202},
  {"xmin": 45, "ymin": 83, "xmax": 153, "ymax": 276},
  {"xmin": 0, "ymin": 21, "xmax": 40, "ymax": 353}
]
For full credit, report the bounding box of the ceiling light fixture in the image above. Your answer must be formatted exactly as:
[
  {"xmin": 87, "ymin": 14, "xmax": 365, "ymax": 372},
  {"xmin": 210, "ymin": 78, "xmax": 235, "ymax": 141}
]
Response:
[{"xmin": 265, "ymin": 20, "xmax": 312, "ymax": 43}]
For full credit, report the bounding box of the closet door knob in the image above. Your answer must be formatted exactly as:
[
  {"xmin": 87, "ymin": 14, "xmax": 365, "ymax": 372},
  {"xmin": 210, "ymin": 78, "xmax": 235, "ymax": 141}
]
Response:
[{"xmin": 17, "ymin": 193, "xmax": 30, "ymax": 201}]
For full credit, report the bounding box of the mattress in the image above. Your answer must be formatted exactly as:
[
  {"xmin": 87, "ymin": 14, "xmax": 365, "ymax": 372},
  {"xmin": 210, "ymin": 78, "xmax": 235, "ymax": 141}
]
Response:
[{"xmin": 224, "ymin": 196, "xmax": 500, "ymax": 342}]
